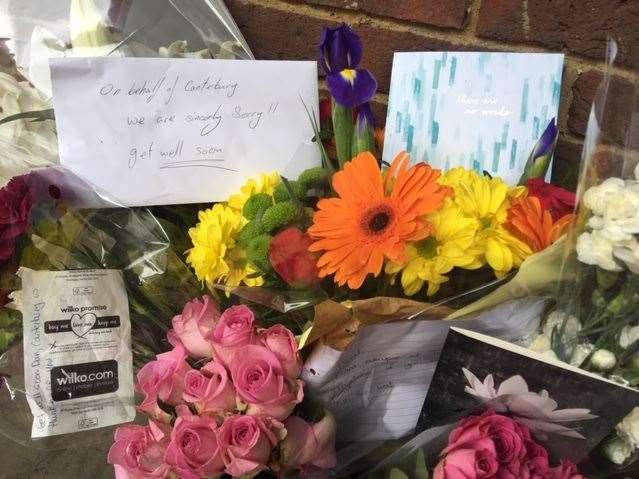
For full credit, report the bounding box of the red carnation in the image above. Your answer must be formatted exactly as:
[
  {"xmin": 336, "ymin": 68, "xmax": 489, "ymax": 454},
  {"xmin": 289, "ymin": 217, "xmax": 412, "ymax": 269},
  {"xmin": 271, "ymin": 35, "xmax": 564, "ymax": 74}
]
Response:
[
  {"xmin": 0, "ymin": 176, "xmax": 33, "ymax": 262},
  {"xmin": 269, "ymin": 227, "xmax": 320, "ymax": 288},
  {"xmin": 526, "ymin": 178, "xmax": 576, "ymax": 221}
]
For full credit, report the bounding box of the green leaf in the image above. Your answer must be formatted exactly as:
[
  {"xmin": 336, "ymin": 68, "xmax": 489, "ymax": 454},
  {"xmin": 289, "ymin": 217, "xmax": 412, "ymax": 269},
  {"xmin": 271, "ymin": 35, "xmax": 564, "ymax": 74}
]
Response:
[
  {"xmin": 388, "ymin": 468, "xmax": 409, "ymax": 479},
  {"xmin": 299, "ymin": 95, "xmax": 335, "ymax": 177},
  {"xmin": 332, "ymin": 99, "xmax": 354, "ymax": 167},
  {"xmin": 0, "ymin": 108, "xmax": 55, "ymax": 126},
  {"xmin": 414, "ymin": 449, "xmax": 429, "ymax": 479}
]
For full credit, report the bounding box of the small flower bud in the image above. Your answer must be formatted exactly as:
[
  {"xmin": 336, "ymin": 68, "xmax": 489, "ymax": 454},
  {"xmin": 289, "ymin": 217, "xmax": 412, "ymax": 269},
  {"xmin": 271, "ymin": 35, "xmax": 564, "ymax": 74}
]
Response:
[{"xmin": 591, "ymin": 349, "xmax": 616, "ymax": 371}]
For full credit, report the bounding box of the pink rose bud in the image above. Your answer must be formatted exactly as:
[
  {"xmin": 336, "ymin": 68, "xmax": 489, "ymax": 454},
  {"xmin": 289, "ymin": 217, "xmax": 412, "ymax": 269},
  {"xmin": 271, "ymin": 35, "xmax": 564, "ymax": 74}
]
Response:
[
  {"xmin": 136, "ymin": 344, "xmax": 191, "ymax": 422},
  {"xmin": 280, "ymin": 414, "xmax": 337, "ymax": 472},
  {"xmin": 169, "ymin": 295, "xmax": 220, "ymax": 358},
  {"xmin": 107, "ymin": 420, "xmax": 171, "ymax": 479},
  {"xmin": 230, "ymin": 344, "xmax": 303, "ymax": 420},
  {"xmin": 164, "ymin": 405, "xmax": 225, "ymax": 479},
  {"xmin": 183, "ymin": 360, "xmax": 236, "ymax": 415},
  {"xmin": 259, "ymin": 324, "xmax": 303, "ymax": 379},
  {"xmin": 210, "ymin": 305, "xmax": 256, "ymax": 365},
  {"xmin": 219, "ymin": 414, "xmax": 280, "ymax": 477}
]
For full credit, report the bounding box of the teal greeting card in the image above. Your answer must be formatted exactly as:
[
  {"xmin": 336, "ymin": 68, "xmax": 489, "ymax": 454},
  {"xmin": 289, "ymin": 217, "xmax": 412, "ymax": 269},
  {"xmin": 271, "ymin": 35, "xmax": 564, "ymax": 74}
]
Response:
[{"xmin": 383, "ymin": 52, "xmax": 564, "ymax": 184}]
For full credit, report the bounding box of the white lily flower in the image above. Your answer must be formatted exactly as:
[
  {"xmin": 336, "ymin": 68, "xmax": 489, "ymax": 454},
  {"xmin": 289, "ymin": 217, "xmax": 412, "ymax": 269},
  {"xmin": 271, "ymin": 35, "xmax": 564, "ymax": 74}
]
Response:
[
  {"xmin": 463, "ymin": 368, "xmax": 597, "ymax": 439},
  {"xmin": 69, "ymin": 0, "xmax": 115, "ymax": 56},
  {"xmin": 617, "ymin": 407, "xmax": 639, "ymax": 448}
]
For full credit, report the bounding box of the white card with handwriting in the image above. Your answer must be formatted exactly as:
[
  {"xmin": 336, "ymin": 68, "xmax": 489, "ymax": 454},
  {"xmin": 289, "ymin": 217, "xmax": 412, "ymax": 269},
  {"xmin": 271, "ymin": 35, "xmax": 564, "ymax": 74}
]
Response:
[{"xmin": 50, "ymin": 58, "xmax": 321, "ymax": 206}]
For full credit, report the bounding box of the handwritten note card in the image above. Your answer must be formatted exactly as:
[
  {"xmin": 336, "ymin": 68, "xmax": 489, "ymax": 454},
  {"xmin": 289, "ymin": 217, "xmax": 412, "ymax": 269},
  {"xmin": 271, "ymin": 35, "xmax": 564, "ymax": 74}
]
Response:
[
  {"xmin": 301, "ymin": 297, "xmax": 547, "ymax": 442},
  {"xmin": 50, "ymin": 58, "xmax": 320, "ymax": 206}
]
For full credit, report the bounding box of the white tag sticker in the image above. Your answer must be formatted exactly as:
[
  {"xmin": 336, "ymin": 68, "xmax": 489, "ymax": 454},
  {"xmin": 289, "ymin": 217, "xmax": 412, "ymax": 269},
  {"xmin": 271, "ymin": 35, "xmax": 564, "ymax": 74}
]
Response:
[{"xmin": 20, "ymin": 269, "xmax": 135, "ymax": 437}]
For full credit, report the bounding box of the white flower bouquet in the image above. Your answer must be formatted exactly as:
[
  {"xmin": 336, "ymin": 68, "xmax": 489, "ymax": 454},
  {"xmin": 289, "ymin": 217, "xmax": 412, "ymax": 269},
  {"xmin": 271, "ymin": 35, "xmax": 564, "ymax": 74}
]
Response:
[{"xmin": 532, "ymin": 42, "xmax": 639, "ymax": 469}]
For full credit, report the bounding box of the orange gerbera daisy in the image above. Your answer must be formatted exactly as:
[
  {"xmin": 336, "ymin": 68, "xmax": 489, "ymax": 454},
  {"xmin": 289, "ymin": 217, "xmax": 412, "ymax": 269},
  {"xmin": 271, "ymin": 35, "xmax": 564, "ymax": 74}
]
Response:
[
  {"xmin": 505, "ymin": 196, "xmax": 575, "ymax": 252},
  {"xmin": 308, "ymin": 151, "xmax": 452, "ymax": 289}
]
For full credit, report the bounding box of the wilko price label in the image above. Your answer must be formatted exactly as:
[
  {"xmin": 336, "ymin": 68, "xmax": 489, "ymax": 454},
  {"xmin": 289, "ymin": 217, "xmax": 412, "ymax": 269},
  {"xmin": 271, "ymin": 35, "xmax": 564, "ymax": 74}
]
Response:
[{"xmin": 51, "ymin": 360, "xmax": 119, "ymax": 401}]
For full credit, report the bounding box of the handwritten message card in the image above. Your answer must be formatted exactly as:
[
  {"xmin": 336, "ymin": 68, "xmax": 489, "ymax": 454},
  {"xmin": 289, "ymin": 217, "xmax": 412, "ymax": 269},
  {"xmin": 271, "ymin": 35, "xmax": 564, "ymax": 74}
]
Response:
[
  {"xmin": 50, "ymin": 58, "xmax": 320, "ymax": 206},
  {"xmin": 383, "ymin": 52, "xmax": 564, "ymax": 184},
  {"xmin": 301, "ymin": 297, "xmax": 546, "ymax": 441}
]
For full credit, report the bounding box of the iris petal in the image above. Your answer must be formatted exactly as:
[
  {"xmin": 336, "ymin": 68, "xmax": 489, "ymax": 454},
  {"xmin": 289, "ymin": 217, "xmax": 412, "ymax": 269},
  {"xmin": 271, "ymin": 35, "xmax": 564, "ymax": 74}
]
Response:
[
  {"xmin": 327, "ymin": 68, "xmax": 377, "ymax": 108},
  {"xmin": 319, "ymin": 24, "xmax": 363, "ymax": 74}
]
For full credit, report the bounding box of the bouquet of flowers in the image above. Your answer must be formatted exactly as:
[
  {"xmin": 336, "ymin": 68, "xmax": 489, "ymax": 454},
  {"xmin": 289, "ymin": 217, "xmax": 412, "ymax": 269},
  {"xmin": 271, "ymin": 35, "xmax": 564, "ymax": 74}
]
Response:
[
  {"xmin": 183, "ymin": 25, "xmax": 577, "ymax": 344},
  {"xmin": 108, "ymin": 296, "xmax": 336, "ymax": 479},
  {"xmin": 522, "ymin": 41, "xmax": 639, "ymax": 469}
]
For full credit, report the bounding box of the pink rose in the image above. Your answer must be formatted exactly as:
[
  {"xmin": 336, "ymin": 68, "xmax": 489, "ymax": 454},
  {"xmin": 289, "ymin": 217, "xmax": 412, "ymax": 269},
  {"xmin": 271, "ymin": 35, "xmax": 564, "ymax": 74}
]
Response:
[
  {"xmin": 280, "ymin": 414, "xmax": 337, "ymax": 473},
  {"xmin": 550, "ymin": 460, "xmax": 584, "ymax": 479},
  {"xmin": 107, "ymin": 421, "xmax": 171, "ymax": 479},
  {"xmin": 136, "ymin": 345, "xmax": 191, "ymax": 422},
  {"xmin": 516, "ymin": 440, "xmax": 550, "ymax": 479},
  {"xmin": 218, "ymin": 414, "xmax": 280, "ymax": 477},
  {"xmin": 434, "ymin": 438, "xmax": 499, "ymax": 479},
  {"xmin": 211, "ymin": 305, "xmax": 256, "ymax": 365},
  {"xmin": 230, "ymin": 344, "xmax": 303, "ymax": 420},
  {"xmin": 169, "ymin": 295, "xmax": 220, "ymax": 358},
  {"xmin": 164, "ymin": 405, "xmax": 225, "ymax": 479},
  {"xmin": 259, "ymin": 324, "xmax": 303, "ymax": 378},
  {"xmin": 444, "ymin": 411, "xmax": 528, "ymax": 466},
  {"xmin": 183, "ymin": 360, "xmax": 236, "ymax": 415}
]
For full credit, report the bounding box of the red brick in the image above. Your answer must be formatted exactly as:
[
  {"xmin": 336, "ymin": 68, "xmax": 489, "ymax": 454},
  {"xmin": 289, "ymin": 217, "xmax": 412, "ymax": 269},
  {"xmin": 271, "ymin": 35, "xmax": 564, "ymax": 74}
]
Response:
[
  {"xmin": 552, "ymin": 137, "xmax": 583, "ymax": 190},
  {"xmin": 226, "ymin": 0, "xmax": 467, "ymax": 93},
  {"xmin": 568, "ymin": 69, "xmax": 638, "ymax": 150},
  {"xmin": 299, "ymin": 0, "xmax": 471, "ymax": 29},
  {"xmin": 477, "ymin": 0, "xmax": 639, "ymax": 67}
]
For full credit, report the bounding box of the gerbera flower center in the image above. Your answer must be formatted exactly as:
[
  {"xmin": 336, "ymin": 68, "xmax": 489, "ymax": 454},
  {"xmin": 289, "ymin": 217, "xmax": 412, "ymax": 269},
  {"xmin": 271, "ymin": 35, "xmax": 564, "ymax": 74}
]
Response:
[{"xmin": 362, "ymin": 204, "xmax": 395, "ymax": 235}]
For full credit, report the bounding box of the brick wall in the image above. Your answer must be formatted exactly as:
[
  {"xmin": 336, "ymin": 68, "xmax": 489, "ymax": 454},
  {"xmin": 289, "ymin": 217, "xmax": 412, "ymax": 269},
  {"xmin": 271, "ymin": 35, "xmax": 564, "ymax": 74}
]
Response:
[{"xmin": 225, "ymin": 0, "xmax": 639, "ymax": 188}]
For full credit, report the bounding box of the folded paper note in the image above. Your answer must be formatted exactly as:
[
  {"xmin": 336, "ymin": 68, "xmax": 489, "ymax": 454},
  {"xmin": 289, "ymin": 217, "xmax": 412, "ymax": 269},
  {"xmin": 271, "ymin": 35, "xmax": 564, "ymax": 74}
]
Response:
[
  {"xmin": 301, "ymin": 297, "xmax": 547, "ymax": 442},
  {"xmin": 383, "ymin": 52, "xmax": 564, "ymax": 184},
  {"xmin": 50, "ymin": 57, "xmax": 320, "ymax": 206}
]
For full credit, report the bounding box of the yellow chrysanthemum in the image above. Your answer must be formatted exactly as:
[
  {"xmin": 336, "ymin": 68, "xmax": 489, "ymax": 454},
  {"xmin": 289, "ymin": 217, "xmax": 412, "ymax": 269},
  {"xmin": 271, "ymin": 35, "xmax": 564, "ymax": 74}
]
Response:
[
  {"xmin": 187, "ymin": 204, "xmax": 264, "ymax": 289},
  {"xmin": 441, "ymin": 168, "xmax": 532, "ymax": 276},
  {"xmin": 227, "ymin": 172, "xmax": 281, "ymax": 212},
  {"xmin": 386, "ymin": 201, "xmax": 483, "ymax": 296}
]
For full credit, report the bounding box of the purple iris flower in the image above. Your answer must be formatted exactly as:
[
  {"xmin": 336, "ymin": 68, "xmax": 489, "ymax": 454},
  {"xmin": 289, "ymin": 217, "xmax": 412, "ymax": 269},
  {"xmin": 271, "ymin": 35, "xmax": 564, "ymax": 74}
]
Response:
[{"xmin": 320, "ymin": 24, "xmax": 377, "ymax": 108}]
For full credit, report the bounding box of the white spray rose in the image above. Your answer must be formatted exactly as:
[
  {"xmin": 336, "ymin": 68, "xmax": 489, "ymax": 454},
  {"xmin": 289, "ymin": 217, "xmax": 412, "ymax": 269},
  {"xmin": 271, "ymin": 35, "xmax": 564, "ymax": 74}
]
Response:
[
  {"xmin": 613, "ymin": 238, "xmax": 639, "ymax": 274},
  {"xmin": 619, "ymin": 325, "xmax": 639, "ymax": 349},
  {"xmin": 591, "ymin": 349, "xmax": 617, "ymax": 371},
  {"xmin": 583, "ymin": 178, "xmax": 626, "ymax": 215},
  {"xmin": 529, "ymin": 334, "xmax": 552, "ymax": 353},
  {"xmin": 570, "ymin": 343, "xmax": 595, "ymax": 367},
  {"xmin": 603, "ymin": 436, "xmax": 634, "ymax": 465},
  {"xmin": 543, "ymin": 310, "xmax": 581, "ymax": 340},
  {"xmin": 577, "ymin": 230, "xmax": 622, "ymax": 271},
  {"xmin": 617, "ymin": 408, "xmax": 639, "ymax": 448}
]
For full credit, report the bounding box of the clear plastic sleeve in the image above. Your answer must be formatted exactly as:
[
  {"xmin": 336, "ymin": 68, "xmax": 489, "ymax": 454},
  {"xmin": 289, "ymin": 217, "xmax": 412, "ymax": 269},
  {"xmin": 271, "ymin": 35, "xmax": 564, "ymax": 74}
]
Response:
[
  {"xmin": 0, "ymin": 166, "xmax": 209, "ymax": 450},
  {"xmin": 1, "ymin": 0, "xmax": 252, "ymax": 96}
]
